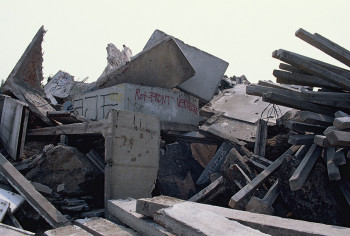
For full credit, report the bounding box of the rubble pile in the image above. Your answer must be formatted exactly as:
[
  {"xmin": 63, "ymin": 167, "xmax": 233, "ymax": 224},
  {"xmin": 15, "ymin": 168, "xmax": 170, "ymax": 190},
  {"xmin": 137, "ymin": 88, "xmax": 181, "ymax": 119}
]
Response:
[{"xmin": 0, "ymin": 25, "xmax": 349, "ymax": 235}]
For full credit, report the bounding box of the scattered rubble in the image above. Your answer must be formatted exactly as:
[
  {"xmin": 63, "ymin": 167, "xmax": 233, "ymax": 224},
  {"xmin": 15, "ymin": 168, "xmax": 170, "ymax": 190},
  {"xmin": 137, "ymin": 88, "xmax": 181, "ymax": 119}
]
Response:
[{"xmin": 0, "ymin": 25, "xmax": 350, "ymax": 235}]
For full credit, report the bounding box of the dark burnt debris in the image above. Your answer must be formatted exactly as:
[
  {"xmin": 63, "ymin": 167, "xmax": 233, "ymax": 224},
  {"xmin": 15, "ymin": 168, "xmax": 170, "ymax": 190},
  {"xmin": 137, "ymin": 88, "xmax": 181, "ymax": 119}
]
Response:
[{"xmin": 0, "ymin": 26, "xmax": 349, "ymax": 235}]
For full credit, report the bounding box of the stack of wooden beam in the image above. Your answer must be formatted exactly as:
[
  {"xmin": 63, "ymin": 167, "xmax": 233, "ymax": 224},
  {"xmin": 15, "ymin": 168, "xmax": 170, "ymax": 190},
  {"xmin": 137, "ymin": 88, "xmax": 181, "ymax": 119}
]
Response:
[{"xmin": 246, "ymin": 28, "xmax": 350, "ymax": 204}]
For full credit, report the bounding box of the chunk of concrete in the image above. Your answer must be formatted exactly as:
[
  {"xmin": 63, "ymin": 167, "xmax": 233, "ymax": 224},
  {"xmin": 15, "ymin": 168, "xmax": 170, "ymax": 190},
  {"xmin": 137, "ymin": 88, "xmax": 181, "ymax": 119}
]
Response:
[
  {"xmin": 73, "ymin": 83, "xmax": 199, "ymax": 126},
  {"xmin": 154, "ymin": 202, "xmax": 268, "ymax": 236},
  {"xmin": 326, "ymin": 130, "xmax": 350, "ymax": 147},
  {"xmin": 1, "ymin": 26, "xmax": 55, "ymax": 125},
  {"xmin": 334, "ymin": 117, "xmax": 350, "ymax": 130},
  {"xmin": 75, "ymin": 217, "xmax": 138, "ymax": 236},
  {"xmin": 0, "ymin": 95, "xmax": 29, "ymax": 160},
  {"xmin": 108, "ymin": 199, "xmax": 174, "ymax": 236},
  {"xmin": 96, "ymin": 36, "xmax": 195, "ymax": 90},
  {"xmin": 44, "ymin": 225, "xmax": 91, "ymax": 236},
  {"xmin": 136, "ymin": 196, "xmax": 350, "ymax": 236},
  {"xmin": 144, "ymin": 30, "xmax": 229, "ymax": 102}
]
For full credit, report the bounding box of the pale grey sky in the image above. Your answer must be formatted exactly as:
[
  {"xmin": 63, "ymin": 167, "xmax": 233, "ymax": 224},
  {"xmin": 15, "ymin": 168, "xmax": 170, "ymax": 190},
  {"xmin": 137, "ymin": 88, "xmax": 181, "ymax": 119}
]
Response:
[{"xmin": 1, "ymin": 0, "xmax": 350, "ymax": 84}]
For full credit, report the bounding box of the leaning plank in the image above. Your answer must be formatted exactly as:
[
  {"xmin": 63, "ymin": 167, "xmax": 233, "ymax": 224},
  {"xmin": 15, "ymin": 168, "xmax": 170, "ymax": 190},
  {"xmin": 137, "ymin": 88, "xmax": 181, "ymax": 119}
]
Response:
[
  {"xmin": 288, "ymin": 134, "xmax": 316, "ymax": 145},
  {"xmin": 75, "ymin": 217, "xmax": 137, "ymax": 236},
  {"xmin": 262, "ymin": 92, "xmax": 336, "ymax": 116},
  {"xmin": 154, "ymin": 202, "xmax": 267, "ymax": 236},
  {"xmin": 289, "ymin": 144, "xmax": 322, "ymax": 191},
  {"xmin": 297, "ymin": 111, "xmax": 334, "ymax": 127},
  {"xmin": 136, "ymin": 196, "xmax": 350, "ymax": 236},
  {"xmin": 228, "ymin": 146, "xmax": 300, "ymax": 208},
  {"xmin": 326, "ymin": 130, "xmax": 350, "ymax": 147},
  {"xmin": 274, "ymin": 70, "xmax": 343, "ymax": 90},
  {"xmin": 0, "ymin": 153, "xmax": 68, "ymax": 227},
  {"xmin": 273, "ymin": 49, "xmax": 350, "ymax": 90},
  {"xmin": 108, "ymin": 199, "xmax": 174, "ymax": 236},
  {"xmin": 189, "ymin": 176, "xmax": 225, "ymax": 202},
  {"xmin": 0, "ymin": 222, "xmax": 34, "ymax": 235},
  {"xmin": 279, "ymin": 63, "xmax": 311, "ymax": 75},
  {"xmin": 285, "ymin": 121, "xmax": 326, "ymax": 134},
  {"xmin": 296, "ymin": 28, "xmax": 350, "ymax": 68}
]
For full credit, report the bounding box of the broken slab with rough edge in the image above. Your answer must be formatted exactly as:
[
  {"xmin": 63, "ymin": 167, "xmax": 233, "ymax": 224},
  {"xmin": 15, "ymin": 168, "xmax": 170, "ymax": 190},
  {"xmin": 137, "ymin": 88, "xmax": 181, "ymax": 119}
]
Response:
[
  {"xmin": 44, "ymin": 225, "xmax": 91, "ymax": 236},
  {"xmin": 143, "ymin": 29, "xmax": 229, "ymax": 102},
  {"xmin": 229, "ymin": 146, "xmax": 300, "ymax": 209},
  {"xmin": 153, "ymin": 202, "xmax": 268, "ymax": 236},
  {"xmin": 74, "ymin": 217, "xmax": 138, "ymax": 236},
  {"xmin": 0, "ymin": 153, "xmax": 68, "ymax": 227},
  {"xmin": 95, "ymin": 36, "xmax": 195, "ymax": 90},
  {"xmin": 289, "ymin": 144, "xmax": 322, "ymax": 191},
  {"xmin": 1, "ymin": 26, "xmax": 55, "ymax": 125},
  {"xmin": 108, "ymin": 199, "xmax": 174, "ymax": 236},
  {"xmin": 135, "ymin": 196, "xmax": 350, "ymax": 236}
]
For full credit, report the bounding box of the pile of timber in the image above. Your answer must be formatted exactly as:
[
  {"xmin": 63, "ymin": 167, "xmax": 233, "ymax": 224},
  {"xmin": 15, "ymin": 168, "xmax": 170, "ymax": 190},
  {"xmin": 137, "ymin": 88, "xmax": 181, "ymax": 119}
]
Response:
[{"xmin": 246, "ymin": 28, "xmax": 350, "ymax": 205}]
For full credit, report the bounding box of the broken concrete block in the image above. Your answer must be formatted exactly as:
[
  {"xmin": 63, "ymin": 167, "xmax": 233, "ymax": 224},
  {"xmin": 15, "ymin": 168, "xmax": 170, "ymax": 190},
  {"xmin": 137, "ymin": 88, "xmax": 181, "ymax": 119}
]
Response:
[
  {"xmin": 0, "ymin": 153, "xmax": 68, "ymax": 227},
  {"xmin": 136, "ymin": 196, "xmax": 350, "ymax": 236},
  {"xmin": 0, "ymin": 95, "xmax": 29, "ymax": 160},
  {"xmin": 75, "ymin": 217, "xmax": 137, "ymax": 236},
  {"xmin": 314, "ymin": 135, "xmax": 332, "ymax": 147},
  {"xmin": 44, "ymin": 71, "xmax": 74, "ymax": 105},
  {"xmin": 108, "ymin": 199, "xmax": 173, "ymax": 236},
  {"xmin": 196, "ymin": 142, "xmax": 233, "ymax": 185},
  {"xmin": 73, "ymin": 83, "xmax": 199, "ymax": 126},
  {"xmin": 1, "ymin": 26, "xmax": 55, "ymax": 125},
  {"xmin": 144, "ymin": 30, "xmax": 229, "ymax": 102},
  {"xmin": 96, "ymin": 36, "xmax": 195, "ymax": 90},
  {"xmin": 31, "ymin": 182, "xmax": 53, "ymax": 195},
  {"xmin": 98, "ymin": 43, "xmax": 130, "ymax": 79},
  {"xmin": 28, "ymin": 145, "xmax": 101, "ymax": 196},
  {"xmin": 44, "ymin": 225, "xmax": 91, "ymax": 236},
  {"xmin": 153, "ymin": 202, "xmax": 268, "ymax": 235},
  {"xmin": 288, "ymin": 134, "xmax": 316, "ymax": 145},
  {"xmin": 334, "ymin": 110, "xmax": 350, "ymax": 118}
]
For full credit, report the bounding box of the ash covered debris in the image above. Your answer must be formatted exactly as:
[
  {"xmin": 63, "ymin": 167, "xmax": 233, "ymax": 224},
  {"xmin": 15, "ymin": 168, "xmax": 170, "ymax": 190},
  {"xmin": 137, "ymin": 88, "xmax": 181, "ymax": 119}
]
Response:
[{"xmin": 0, "ymin": 25, "xmax": 349, "ymax": 235}]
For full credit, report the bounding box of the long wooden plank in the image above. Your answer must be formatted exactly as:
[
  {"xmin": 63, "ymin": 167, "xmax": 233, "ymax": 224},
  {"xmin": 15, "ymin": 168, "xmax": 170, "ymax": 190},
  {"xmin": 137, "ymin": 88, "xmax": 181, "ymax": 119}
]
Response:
[
  {"xmin": 262, "ymin": 92, "xmax": 336, "ymax": 116},
  {"xmin": 228, "ymin": 146, "xmax": 299, "ymax": 208},
  {"xmin": 273, "ymin": 49, "xmax": 350, "ymax": 90},
  {"xmin": 296, "ymin": 28, "xmax": 350, "ymax": 68},
  {"xmin": 0, "ymin": 153, "xmax": 68, "ymax": 227}
]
